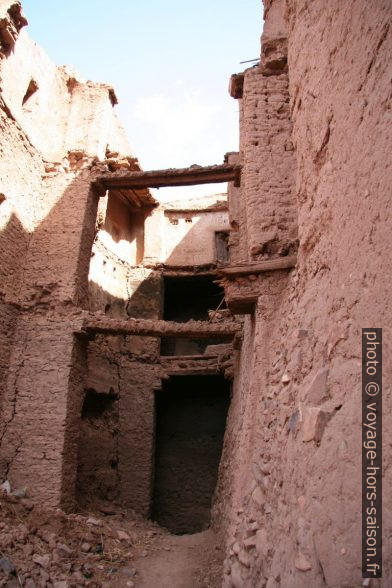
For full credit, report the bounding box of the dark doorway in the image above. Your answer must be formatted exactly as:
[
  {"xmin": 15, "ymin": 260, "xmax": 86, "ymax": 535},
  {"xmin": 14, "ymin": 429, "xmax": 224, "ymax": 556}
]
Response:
[
  {"xmin": 163, "ymin": 275, "xmax": 224, "ymax": 321},
  {"xmin": 152, "ymin": 375, "xmax": 230, "ymax": 535},
  {"xmin": 161, "ymin": 275, "xmax": 228, "ymax": 356},
  {"xmin": 76, "ymin": 389, "xmax": 119, "ymax": 509}
]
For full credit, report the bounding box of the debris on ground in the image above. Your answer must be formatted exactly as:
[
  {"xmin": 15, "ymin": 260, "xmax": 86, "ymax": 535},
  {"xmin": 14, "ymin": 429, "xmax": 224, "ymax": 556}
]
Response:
[{"xmin": 0, "ymin": 490, "xmax": 223, "ymax": 587}]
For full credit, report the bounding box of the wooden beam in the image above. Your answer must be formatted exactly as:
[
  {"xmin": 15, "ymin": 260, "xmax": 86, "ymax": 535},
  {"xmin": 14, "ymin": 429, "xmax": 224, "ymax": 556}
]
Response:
[
  {"xmin": 81, "ymin": 316, "xmax": 240, "ymax": 339},
  {"xmin": 160, "ymin": 356, "xmax": 228, "ymax": 376},
  {"xmin": 98, "ymin": 163, "xmax": 241, "ymax": 190},
  {"xmin": 218, "ymin": 255, "xmax": 297, "ymax": 277}
]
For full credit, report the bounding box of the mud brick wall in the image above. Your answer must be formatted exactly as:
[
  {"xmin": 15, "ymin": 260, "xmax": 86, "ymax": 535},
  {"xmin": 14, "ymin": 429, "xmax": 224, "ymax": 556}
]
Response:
[
  {"xmin": 79, "ymin": 334, "xmax": 162, "ymax": 516},
  {"xmin": 118, "ymin": 357, "xmax": 162, "ymax": 516},
  {"xmin": 0, "ymin": 1, "xmax": 141, "ymax": 509},
  {"xmin": 222, "ymin": 1, "xmax": 392, "ymax": 587},
  {"xmin": 240, "ymin": 65, "xmax": 297, "ymax": 260},
  {"xmin": 0, "ymin": 102, "xmax": 44, "ymax": 402},
  {"xmin": 226, "ymin": 152, "xmax": 247, "ymax": 264},
  {"xmin": 0, "ymin": 158, "xmax": 101, "ymax": 512},
  {"xmin": 0, "ymin": 314, "xmax": 87, "ymax": 510},
  {"xmin": 77, "ymin": 342, "xmax": 122, "ymax": 508},
  {"xmin": 19, "ymin": 171, "xmax": 100, "ymax": 309}
]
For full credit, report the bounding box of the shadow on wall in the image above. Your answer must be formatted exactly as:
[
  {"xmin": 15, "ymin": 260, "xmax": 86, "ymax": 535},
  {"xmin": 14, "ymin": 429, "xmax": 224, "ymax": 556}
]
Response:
[
  {"xmin": 0, "ymin": 166, "xmax": 100, "ymax": 510},
  {"xmin": 0, "ymin": 211, "xmax": 29, "ymax": 405},
  {"xmin": 88, "ymin": 273, "xmax": 163, "ymax": 321},
  {"xmin": 76, "ymin": 387, "xmax": 120, "ymax": 509},
  {"xmin": 102, "ymin": 192, "xmax": 147, "ymax": 265},
  {"xmin": 163, "ymin": 203, "xmax": 229, "ymax": 267},
  {"xmin": 88, "ymin": 200, "xmax": 229, "ymax": 325}
]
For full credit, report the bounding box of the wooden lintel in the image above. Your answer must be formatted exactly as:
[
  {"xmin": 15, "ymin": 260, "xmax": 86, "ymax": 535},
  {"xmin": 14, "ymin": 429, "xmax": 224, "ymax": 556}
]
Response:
[
  {"xmin": 81, "ymin": 316, "xmax": 240, "ymax": 339},
  {"xmin": 98, "ymin": 163, "xmax": 242, "ymax": 190},
  {"xmin": 219, "ymin": 255, "xmax": 297, "ymax": 277}
]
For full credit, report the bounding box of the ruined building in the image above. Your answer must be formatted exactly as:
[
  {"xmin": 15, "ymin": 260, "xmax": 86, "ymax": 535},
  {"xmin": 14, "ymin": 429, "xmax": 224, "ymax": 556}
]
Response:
[{"xmin": 0, "ymin": 0, "xmax": 391, "ymax": 587}]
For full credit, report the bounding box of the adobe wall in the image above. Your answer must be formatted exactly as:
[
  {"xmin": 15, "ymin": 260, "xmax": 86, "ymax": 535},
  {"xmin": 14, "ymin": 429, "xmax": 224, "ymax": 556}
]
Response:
[
  {"xmin": 162, "ymin": 207, "xmax": 229, "ymax": 266},
  {"xmin": 84, "ymin": 188, "xmax": 232, "ymax": 515},
  {"xmin": 226, "ymin": 152, "xmax": 247, "ymax": 264},
  {"xmin": 143, "ymin": 194, "xmax": 229, "ymax": 267},
  {"xmin": 77, "ymin": 335, "xmax": 162, "ymax": 516},
  {"xmin": 221, "ymin": 1, "xmax": 392, "ymax": 587},
  {"xmin": 0, "ymin": 1, "xmax": 141, "ymax": 510},
  {"xmin": 239, "ymin": 67, "xmax": 297, "ymax": 261},
  {"xmin": 0, "ymin": 25, "xmax": 129, "ymax": 162}
]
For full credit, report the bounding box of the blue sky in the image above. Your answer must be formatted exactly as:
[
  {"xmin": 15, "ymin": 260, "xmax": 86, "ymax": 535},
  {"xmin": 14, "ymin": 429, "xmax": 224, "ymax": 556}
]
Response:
[{"xmin": 22, "ymin": 1, "xmax": 262, "ymax": 197}]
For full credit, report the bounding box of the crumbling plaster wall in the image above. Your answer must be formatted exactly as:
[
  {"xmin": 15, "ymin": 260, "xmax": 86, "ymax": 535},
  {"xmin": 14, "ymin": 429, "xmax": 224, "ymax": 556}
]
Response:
[
  {"xmin": 221, "ymin": 1, "xmax": 392, "ymax": 587},
  {"xmin": 77, "ymin": 336, "xmax": 162, "ymax": 516},
  {"xmin": 0, "ymin": 1, "xmax": 142, "ymax": 510},
  {"xmin": 85, "ymin": 190, "xmax": 231, "ymax": 514},
  {"xmin": 0, "ymin": 26, "xmax": 129, "ymax": 162}
]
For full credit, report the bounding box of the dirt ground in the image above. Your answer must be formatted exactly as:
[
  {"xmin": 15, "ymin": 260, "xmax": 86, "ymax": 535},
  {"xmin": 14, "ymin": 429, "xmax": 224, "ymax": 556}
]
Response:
[
  {"xmin": 133, "ymin": 530, "xmax": 222, "ymax": 588},
  {"xmin": 0, "ymin": 491, "xmax": 223, "ymax": 588}
]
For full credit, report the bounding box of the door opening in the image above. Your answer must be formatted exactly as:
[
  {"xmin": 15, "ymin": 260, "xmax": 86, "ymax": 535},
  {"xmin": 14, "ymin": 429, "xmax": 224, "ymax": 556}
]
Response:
[{"xmin": 152, "ymin": 375, "xmax": 230, "ymax": 534}]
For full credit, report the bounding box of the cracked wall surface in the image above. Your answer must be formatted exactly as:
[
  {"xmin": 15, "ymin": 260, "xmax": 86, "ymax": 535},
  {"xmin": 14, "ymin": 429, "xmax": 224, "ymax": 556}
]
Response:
[
  {"xmin": 221, "ymin": 1, "xmax": 392, "ymax": 586},
  {"xmin": 1, "ymin": 2, "xmax": 391, "ymax": 585},
  {"xmin": 0, "ymin": 1, "xmax": 143, "ymax": 509}
]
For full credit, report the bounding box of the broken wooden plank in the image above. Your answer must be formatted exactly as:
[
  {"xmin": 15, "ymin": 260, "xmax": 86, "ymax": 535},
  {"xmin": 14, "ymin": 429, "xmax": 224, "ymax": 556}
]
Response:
[
  {"xmin": 97, "ymin": 163, "xmax": 242, "ymax": 190},
  {"xmin": 81, "ymin": 316, "xmax": 240, "ymax": 339},
  {"xmin": 218, "ymin": 255, "xmax": 297, "ymax": 277}
]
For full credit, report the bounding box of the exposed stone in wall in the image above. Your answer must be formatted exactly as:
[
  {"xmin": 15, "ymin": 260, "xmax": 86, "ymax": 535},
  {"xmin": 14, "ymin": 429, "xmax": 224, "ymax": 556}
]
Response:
[
  {"xmin": 212, "ymin": 311, "xmax": 264, "ymax": 547},
  {"xmin": 222, "ymin": 0, "xmax": 392, "ymax": 586}
]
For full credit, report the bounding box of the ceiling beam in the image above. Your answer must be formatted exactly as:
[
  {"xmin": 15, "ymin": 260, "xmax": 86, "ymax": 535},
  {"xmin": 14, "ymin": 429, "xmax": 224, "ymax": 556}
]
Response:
[
  {"xmin": 218, "ymin": 255, "xmax": 297, "ymax": 277},
  {"xmin": 97, "ymin": 163, "xmax": 242, "ymax": 190},
  {"xmin": 80, "ymin": 316, "xmax": 240, "ymax": 339}
]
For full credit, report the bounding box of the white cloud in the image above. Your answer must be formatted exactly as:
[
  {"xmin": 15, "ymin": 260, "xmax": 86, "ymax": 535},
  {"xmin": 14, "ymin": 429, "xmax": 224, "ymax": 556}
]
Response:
[
  {"xmin": 134, "ymin": 90, "xmax": 221, "ymax": 165},
  {"xmin": 129, "ymin": 88, "xmax": 239, "ymax": 202}
]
